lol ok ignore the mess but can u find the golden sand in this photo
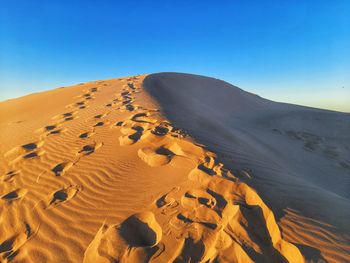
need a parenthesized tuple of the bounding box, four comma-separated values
(0, 74, 344, 262)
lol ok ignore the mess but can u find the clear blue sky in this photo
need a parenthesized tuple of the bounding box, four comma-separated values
(1, 1, 349, 111)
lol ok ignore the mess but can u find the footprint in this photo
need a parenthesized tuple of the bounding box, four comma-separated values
(119, 126, 144, 145)
(79, 132, 94, 139)
(123, 93, 132, 98)
(64, 116, 75, 121)
(169, 126, 187, 138)
(37, 124, 60, 134)
(62, 112, 74, 117)
(45, 125, 58, 131)
(131, 113, 148, 123)
(131, 113, 157, 124)
(139, 142, 185, 167)
(122, 99, 133, 105)
(187, 157, 220, 185)
(152, 125, 169, 136)
(127, 83, 135, 90)
(94, 121, 109, 127)
(0, 223, 33, 261)
(48, 185, 81, 207)
(5, 141, 44, 161)
(125, 104, 135, 111)
(123, 96, 132, 102)
(52, 111, 77, 121)
(48, 128, 65, 135)
(1, 170, 20, 182)
(181, 189, 217, 210)
(119, 212, 162, 247)
(90, 87, 98, 92)
(75, 101, 86, 106)
(23, 150, 45, 159)
(1, 188, 28, 202)
(156, 193, 179, 218)
(198, 156, 218, 175)
(84, 217, 163, 262)
(21, 143, 38, 151)
(176, 213, 217, 230)
(138, 146, 174, 167)
(94, 114, 106, 119)
(51, 162, 73, 176)
(78, 142, 103, 155)
(21, 141, 44, 151)
(121, 91, 130, 96)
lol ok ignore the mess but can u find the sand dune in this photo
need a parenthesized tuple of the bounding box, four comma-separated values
(0, 73, 348, 262)
(144, 73, 350, 262)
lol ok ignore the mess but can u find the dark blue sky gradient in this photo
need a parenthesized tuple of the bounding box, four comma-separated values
(1, 1, 349, 111)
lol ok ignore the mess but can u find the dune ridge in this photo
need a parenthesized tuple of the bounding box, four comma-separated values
(0, 72, 343, 262)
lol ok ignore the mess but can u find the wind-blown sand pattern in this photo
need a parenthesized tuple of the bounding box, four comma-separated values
(0, 73, 348, 262)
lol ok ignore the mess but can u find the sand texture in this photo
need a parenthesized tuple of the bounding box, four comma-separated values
(0, 73, 348, 262)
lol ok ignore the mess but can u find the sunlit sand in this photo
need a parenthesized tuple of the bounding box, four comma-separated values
(0, 73, 348, 262)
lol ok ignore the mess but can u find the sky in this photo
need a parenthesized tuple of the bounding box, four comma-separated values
(0, 1, 349, 112)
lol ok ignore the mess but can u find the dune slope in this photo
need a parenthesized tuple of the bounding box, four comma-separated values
(0, 72, 346, 262)
(143, 72, 350, 263)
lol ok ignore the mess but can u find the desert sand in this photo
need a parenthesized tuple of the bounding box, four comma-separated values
(0, 73, 348, 262)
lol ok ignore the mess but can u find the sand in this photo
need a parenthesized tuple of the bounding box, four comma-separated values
(143, 73, 350, 263)
(0, 73, 348, 262)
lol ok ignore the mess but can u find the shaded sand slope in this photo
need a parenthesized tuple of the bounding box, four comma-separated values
(143, 72, 350, 263)
(1, 75, 303, 262)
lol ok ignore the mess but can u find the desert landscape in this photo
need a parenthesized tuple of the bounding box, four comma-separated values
(0, 73, 348, 262)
